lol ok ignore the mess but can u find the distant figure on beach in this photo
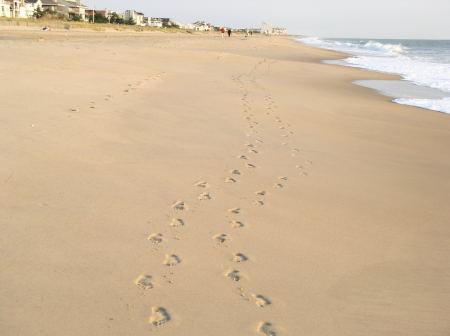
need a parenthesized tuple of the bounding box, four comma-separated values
(220, 27, 225, 38)
(227, 29, 232, 37)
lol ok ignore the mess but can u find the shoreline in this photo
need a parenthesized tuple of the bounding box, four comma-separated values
(1, 30, 449, 336)
(296, 36, 450, 114)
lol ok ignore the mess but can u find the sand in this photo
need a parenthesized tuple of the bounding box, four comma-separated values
(1, 28, 449, 336)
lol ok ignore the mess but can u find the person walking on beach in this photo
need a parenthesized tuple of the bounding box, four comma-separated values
(220, 27, 225, 38)
(227, 28, 232, 37)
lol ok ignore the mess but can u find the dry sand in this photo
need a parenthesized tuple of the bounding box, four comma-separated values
(1, 28, 449, 336)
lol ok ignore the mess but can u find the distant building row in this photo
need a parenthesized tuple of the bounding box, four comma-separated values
(0, 0, 87, 20)
(0, 2, 288, 35)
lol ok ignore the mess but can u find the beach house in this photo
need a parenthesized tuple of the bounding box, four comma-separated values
(192, 21, 212, 31)
(273, 27, 288, 35)
(147, 17, 173, 27)
(124, 9, 144, 25)
(24, 0, 42, 17)
(1, 0, 27, 18)
(0, 0, 11, 17)
(85, 9, 111, 22)
(261, 22, 274, 35)
(144, 17, 163, 28)
(260, 22, 287, 36)
(41, 0, 87, 20)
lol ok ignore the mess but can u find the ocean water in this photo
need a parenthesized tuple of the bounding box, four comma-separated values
(299, 37, 450, 114)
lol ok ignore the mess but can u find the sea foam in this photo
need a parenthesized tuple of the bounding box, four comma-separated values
(299, 37, 450, 114)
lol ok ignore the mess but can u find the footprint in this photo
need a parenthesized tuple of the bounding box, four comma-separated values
(228, 208, 241, 214)
(253, 294, 271, 307)
(231, 169, 241, 175)
(256, 191, 266, 196)
(245, 163, 256, 169)
(198, 192, 212, 200)
(135, 274, 154, 290)
(172, 201, 186, 211)
(225, 177, 237, 183)
(170, 218, 185, 227)
(230, 220, 245, 229)
(70, 108, 80, 112)
(248, 149, 258, 154)
(163, 254, 181, 266)
(253, 200, 264, 206)
(195, 181, 209, 188)
(273, 183, 283, 189)
(149, 306, 171, 326)
(258, 322, 277, 335)
(225, 269, 241, 282)
(232, 253, 248, 263)
(239, 155, 248, 160)
(246, 144, 255, 148)
(147, 233, 163, 244)
(213, 234, 228, 244)
(278, 176, 288, 181)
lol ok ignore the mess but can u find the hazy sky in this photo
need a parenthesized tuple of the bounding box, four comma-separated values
(84, 0, 450, 39)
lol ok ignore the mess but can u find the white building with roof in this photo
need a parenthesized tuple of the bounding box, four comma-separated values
(41, 0, 87, 20)
(0, 0, 11, 17)
(145, 17, 163, 28)
(24, 0, 42, 17)
(124, 9, 144, 26)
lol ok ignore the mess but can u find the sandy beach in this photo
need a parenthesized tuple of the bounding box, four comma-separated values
(1, 28, 449, 336)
